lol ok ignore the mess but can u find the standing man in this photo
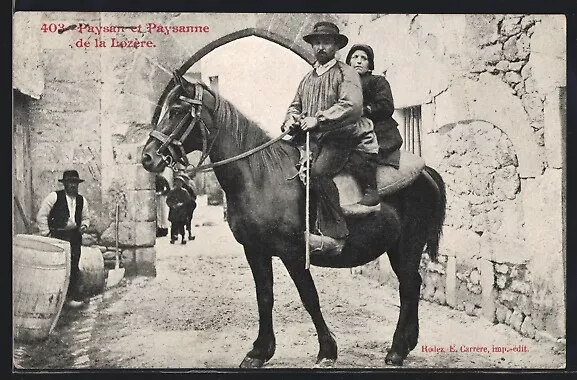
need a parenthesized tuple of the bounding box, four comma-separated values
(282, 21, 378, 253)
(166, 174, 193, 245)
(37, 170, 91, 308)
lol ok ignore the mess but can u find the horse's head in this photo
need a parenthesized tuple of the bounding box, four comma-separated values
(141, 71, 216, 173)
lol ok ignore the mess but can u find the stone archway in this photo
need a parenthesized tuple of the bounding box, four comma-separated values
(117, 15, 336, 276)
(433, 75, 543, 179)
(436, 120, 522, 239)
(149, 26, 316, 125)
(181, 27, 315, 71)
(109, 12, 342, 128)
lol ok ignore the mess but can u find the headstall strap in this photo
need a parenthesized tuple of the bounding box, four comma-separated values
(187, 83, 212, 168)
(149, 82, 211, 170)
(179, 95, 202, 106)
(149, 130, 170, 144)
(177, 84, 204, 145)
(152, 81, 290, 173)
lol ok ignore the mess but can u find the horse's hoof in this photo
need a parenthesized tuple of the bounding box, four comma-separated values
(385, 351, 405, 366)
(239, 356, 265, 369)
(314, 358, 336, 368)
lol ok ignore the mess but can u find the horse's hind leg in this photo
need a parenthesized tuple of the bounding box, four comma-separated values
(240, 248, 276, 368)
(280, 256, 338, 366)
(385, 240, 423, 366)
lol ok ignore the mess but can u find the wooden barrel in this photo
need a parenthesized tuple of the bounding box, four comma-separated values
(18, 235, 72, 335)
(78, 246, 105, 298)
(13, 234, 70, 342)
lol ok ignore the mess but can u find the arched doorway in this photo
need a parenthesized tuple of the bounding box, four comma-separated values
(152, 35, 311, 241)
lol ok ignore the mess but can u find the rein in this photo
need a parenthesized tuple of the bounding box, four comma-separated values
(189, 128, 292, 174)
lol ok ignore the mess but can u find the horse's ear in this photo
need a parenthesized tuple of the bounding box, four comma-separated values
(172, 70, 197, 97)
(179, 76, 197, 97)
(172, 70, 183, 87)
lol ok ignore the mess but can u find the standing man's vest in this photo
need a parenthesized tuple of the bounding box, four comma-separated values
(48, 190, 84, 230)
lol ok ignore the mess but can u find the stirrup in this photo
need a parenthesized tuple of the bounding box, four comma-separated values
(307, 232, 345, 257)
(341, 203, 381, 217)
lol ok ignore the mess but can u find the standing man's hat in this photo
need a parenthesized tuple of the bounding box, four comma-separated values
(59, 170, 85, 183)
(303, 21, 349, 49)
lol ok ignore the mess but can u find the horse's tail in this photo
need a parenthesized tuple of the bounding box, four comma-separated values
(422, 166, 446, 262)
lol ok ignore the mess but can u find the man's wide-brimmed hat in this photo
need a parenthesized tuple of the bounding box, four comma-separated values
(59, 170, 84, 183)
(303, 21, 349, 49)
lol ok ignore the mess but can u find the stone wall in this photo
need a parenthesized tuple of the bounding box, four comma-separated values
(28, 11, 104, 223)
(346, 14, 566, 341)
(13, 92, 34, 235)
(420, 254, 448, 307)
(438, 120, 521, 238)
(13, 12, 162, 275)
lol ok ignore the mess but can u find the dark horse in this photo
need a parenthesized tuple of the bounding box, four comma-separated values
(141, 72, 446, 368)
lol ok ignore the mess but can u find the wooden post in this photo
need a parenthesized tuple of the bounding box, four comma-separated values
(416, 107, 422, 156)
(14, 196, 31, 233)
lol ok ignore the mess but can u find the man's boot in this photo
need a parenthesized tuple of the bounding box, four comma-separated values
(356, 162, 380, 207)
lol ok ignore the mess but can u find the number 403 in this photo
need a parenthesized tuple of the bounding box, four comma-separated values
(40, 23, 65, 33)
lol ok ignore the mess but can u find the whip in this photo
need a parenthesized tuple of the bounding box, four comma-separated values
(305, 131, 311, 270)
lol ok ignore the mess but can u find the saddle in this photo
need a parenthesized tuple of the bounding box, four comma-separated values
(297, 150, 426, 257)
(336, 150, 426, 216)
(295, 148, 426, 217)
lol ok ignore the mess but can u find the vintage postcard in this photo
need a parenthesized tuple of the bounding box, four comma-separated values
(12, 10, 567, 370)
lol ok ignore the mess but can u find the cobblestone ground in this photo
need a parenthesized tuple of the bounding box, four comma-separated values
(14, 197, 566, 370)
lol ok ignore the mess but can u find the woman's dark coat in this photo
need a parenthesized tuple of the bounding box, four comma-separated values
(359, 72, 403, 167)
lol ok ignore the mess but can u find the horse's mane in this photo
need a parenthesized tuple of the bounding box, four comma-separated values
(212, 92, 294, 183)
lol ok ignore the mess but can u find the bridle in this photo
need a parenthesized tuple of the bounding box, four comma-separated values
(148, 82, 216, 171)
(148, 81, 292, 173)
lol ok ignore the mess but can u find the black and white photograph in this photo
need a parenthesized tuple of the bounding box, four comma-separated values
(12, 10, 568, 370)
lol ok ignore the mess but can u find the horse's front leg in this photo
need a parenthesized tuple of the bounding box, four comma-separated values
(240, 248, 275, 368)
(280, 255, 337, 367)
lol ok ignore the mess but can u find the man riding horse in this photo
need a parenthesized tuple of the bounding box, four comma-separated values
(140, 22, 446, 365)
(282, 21, 379, 254)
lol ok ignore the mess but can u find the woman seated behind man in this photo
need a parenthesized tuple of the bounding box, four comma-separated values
(344, 44, 404, 206)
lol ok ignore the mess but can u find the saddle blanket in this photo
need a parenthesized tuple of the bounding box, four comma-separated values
(335, 150, 426, 207)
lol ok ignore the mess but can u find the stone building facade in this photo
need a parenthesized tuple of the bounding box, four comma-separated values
(346, 14, 566, 341)
(13, 13, 565, 340)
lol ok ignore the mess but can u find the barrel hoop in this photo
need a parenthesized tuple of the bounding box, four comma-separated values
(13, 311, 56, 318)
(13, 291, 65, 295)
(14, 263, 67, 270)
